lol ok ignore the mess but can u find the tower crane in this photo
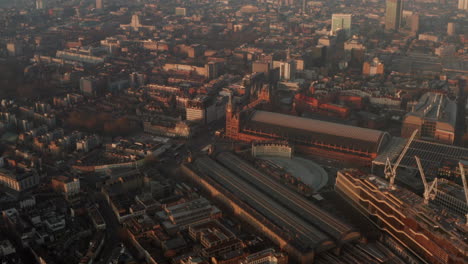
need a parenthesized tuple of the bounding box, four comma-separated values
(458, 161, 468, 226)
(415, 156, 438, 204)
(384, 129, 418, 190)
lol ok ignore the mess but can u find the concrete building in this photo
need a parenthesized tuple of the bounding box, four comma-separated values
(447, 22, 456, 36)
(402, 92, 456, 144)
(96, 0, 103, 9)
(175, 7, 187, 16)
(205, 62, 219, 80)
(410, 14, 419, 34)
(143, 120, 193, 138)
(331, 14, 352, 38)
(458, 0, 468, 10)
(120, 14, 156, 31)
(418, 33, 440, 42)
(273, 60, 295, 80)
(385, 0, 403, 31)
(0, 168, 39, 192)
(188, 220, 243, 258)
(363, 58, 384, 76)
(156, 197, 222, 234)
(36, 0, 44, 9)
(186, 95, 226, 124)
(51, 176, 80, 199)
(80, 77, 100, 96)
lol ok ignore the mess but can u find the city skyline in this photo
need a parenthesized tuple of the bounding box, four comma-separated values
(0, 0, 466, 263)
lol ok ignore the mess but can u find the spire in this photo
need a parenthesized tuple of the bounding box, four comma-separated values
(227, 94, 233, 113)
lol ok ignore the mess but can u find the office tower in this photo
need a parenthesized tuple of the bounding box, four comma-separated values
(96, 0, 103, 9)
(130, 14, 141, 28)
(36, 0, 44, 9)
(447, 22, 456, 36)
(410, 14, 419, 33)
(205, 62, 219, 80)
(331, 14, 352, 38)
(385, 0, 403, 31)
(273, 61, 295, 80)
(459, 0, 468, 10)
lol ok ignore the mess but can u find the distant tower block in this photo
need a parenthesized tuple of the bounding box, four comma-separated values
(96, 0, 103, 9)
(36, 0, 44, 9)
(385, 0, 403, 31)
(410, 14, 419, 34)
(447, 22, 456, 36)
(459, 0, 468, 10)
(130, 14, 141, 28)
(331, 14, 352, 38)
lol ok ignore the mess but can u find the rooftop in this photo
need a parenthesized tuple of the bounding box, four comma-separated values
(248, 110, 390, 153)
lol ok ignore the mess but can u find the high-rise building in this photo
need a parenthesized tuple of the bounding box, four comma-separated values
(36, 0, 44, 9)
(273, 60, 295, 80)
(410, 14, 419, 33)
(458, 0, 468, 10)
(205, 61, 219, 80)
(331, 14, 352, 38)
(385, 0, 403, 31)
(96, 0, 103, 9)
(447, 22, 456, 36)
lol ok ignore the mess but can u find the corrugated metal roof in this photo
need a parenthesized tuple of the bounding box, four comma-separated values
(250, 110, 385, 144)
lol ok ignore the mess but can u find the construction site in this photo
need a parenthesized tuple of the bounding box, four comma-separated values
(336, 129, 468, 263)
(336, 168, 468, 264)
(181, 149, 419, 263)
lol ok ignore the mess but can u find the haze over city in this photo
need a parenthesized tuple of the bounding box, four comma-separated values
(0, 0, 466, 263)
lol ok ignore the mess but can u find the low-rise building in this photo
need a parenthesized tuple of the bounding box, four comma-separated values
(157, 197, 222, 234)
(51, 176, 80, 199)
(0, 167, 39, 192)
(189, 220, 243, 258)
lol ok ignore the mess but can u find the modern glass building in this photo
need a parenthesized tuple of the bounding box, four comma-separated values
(331, 14, 352, 38)
(385, 0, 403, 31)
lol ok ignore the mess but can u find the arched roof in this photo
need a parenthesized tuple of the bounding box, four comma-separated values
(246, 111, 390, 154)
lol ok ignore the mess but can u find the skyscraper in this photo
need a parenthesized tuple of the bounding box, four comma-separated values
(410, 14, 419, 34)
(459, 0, 468, 10)
(447, 22, 456, 36)
(385, 0, 403, 31)
(36, 0, 44, 9)
(331, 14, 352, 38)
(96, 0, 103, 9)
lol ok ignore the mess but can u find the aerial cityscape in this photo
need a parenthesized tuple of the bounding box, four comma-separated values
(0, 0, 466, 263)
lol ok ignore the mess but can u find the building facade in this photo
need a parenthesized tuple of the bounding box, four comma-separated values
(331, 14, 352, 38)
(385, 0, 403, 31)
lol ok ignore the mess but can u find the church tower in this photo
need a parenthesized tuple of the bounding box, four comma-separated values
(225, 95, 240, 139)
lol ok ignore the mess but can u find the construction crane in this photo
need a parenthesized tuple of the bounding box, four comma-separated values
(415, 156, 438, 204)
(384, 129, 418, 190)
(458, 161, 468, 226)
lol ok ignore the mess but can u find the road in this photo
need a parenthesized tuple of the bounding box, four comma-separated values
(93, 192, 123, 264)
